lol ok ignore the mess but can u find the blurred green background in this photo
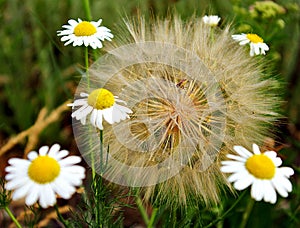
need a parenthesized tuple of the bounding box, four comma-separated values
(0, 0, 299, 227)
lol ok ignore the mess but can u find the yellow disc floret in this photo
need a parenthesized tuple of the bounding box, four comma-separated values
(88, 88, 115, 110)
(245, 154, 275, 179)
(246, 34, 264, 43)
(74, 21, 97, 36)
(28, 156, 60, 184)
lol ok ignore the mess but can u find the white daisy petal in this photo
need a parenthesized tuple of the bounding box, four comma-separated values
(272, 177, 290, 197)
(115, 103, 133, 114)
(52, 180, 76, 199)
(59, 156, 81, 166)
(279, 167, 294, 177)
(220, 164, 245, 173)
(233, 145, 252, 158)
(239, 39, 250, 45)
(48, 144, 61, 157)
(6, 158, 22, 167)
(226, 154, 247, 162)
(95, 110, 104, 130)
(90, 109, 98, 126)
(263, 181, 277, 204)
(103, 107, 114, 124)
(53, 149, 69, 160)
(233, 173, 254, 190)
(25, 185, 41, 206)
(227, 170, 249, 183)
(263, 151, 277, 159)
(6, 176, 29, 190)
(252, 144, 261, 154)
(39, 185, 55, 208)
(12, 182, 34, 200)
(221, 160, 244, 167)
(251, 180, 264, 201)
(39, 146, 49, 156)
(27, 151, 38, 160)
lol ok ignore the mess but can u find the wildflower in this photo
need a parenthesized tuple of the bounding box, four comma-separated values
(250, 1, 286, 19)
(5, 144, 85, 208)
(232, 33, 269, 56)
(202, 15, 221, 26)
(57, 18, 113, 49)
(221, 144, 294, 204)
(68, 88, 132, 130)
(73, 16, 281, 206)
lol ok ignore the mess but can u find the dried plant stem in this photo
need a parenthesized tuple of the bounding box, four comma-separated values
(0, 100, 71, 157)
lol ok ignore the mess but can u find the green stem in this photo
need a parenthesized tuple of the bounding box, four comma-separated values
(85, 47, 90, 90)
(136, 196, 150, 226)
(4, 206, 22, 228)
(54, 204, 69, 227)
(99, 130, 104, 174)
(203, 191, 247, 228)
(239, 198, 255, 228)
(148, 207, 158, 228)
(82, 0, 92, 21)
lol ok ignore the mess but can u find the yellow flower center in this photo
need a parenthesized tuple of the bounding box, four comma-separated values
(87, 88, 115, 110)
(74, 21, 97, 36)
(245, 154, 275, 179)
(246, 34, 264, 43)
(28, 156, 60, 184)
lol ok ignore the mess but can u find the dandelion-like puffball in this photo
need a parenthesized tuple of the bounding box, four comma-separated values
(72, 16, 281, 206)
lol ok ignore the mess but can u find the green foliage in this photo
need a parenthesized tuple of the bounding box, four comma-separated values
(0, 178, 11, 209)
(0, 0, 299, 227)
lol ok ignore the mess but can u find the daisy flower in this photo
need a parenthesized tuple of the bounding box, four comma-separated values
(68, 88, 132, 130)
(57, 18, 113, 49)
(232, 33, 269, 56)
(5, 144, 85, 208)
(221, 144, 294, 204)
(202, 15, 221, 26)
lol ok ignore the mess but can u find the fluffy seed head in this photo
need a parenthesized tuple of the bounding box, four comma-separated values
(73, 15, 281, 206)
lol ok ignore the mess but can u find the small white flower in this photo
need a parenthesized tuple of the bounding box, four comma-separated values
(68, 88, 133, 130)
(202, 15, 221, 27)
(221, 144, 294, 204)
(232, 33, 269, 56)
(5, 144, 85, 208)
(57, 18, 113, 49)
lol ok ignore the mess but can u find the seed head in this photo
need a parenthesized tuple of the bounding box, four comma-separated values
(74, 15, 282, 206)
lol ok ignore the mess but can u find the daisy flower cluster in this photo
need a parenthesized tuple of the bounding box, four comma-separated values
(57, 18, 132, 130)
(221, 144, 294, 204)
